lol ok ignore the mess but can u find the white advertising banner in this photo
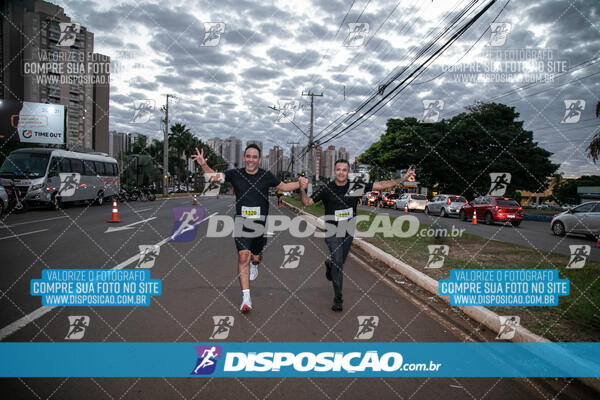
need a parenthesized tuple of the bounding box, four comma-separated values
(15, 102, 65, 144)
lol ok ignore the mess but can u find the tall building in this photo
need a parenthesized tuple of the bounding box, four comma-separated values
(260, 155, 270, 170)
(282, 155, 290, 175)
(338, 147, 349, 162)
(1, 0, 110, 151)
(207, 137, 223, 157)
(268, 145, 283, 175)
(322, 145, 336, 179)
(314, 144, 323, 179)
(222, 136, 242, 168)
(108, 130, 127, 158)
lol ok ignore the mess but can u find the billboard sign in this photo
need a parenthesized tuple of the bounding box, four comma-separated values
(0, 100, 65, 144)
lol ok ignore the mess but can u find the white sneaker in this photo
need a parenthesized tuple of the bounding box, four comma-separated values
(249, 262, 259, 281)
(240, 296, 252, 313)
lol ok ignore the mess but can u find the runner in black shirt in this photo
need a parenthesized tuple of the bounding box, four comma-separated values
(193, 144, 307, 312)
(300, 159, 415, 311)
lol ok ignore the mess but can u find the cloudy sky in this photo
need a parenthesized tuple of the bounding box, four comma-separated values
(56, 0, 599, 177)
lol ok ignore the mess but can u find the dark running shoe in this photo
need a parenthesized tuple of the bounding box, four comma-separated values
(331, 302, 343, 312)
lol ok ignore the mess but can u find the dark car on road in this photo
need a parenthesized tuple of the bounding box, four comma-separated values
(459, 196, 523, 226)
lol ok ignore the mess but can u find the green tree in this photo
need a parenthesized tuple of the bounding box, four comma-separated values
(360, 102, 559, 199)
(553, 175, 600, 204)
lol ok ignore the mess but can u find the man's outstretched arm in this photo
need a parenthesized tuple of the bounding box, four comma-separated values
(372, 165, 416, 191)
(276, 181, 300, 192)
(299, 178, 314, 206)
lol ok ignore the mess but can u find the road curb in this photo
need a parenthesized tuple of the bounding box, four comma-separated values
(283, 200, 600, 393)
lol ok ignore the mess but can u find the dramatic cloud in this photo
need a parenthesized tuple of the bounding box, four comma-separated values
(57, 0, 600, 176)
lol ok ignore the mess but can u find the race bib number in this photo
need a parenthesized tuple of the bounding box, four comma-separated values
(241, 206, 261, 219)
(334, 208, 353, 221)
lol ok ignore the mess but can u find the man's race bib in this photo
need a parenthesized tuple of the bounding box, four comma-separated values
(334, 208, 353, 221)
(241, 206, 261, 219)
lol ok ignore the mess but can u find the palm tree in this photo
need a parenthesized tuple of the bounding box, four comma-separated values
(586, 101, 600, 163)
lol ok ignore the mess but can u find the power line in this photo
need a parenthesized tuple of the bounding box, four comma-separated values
(313, 0, 482, 144)
(319, 0, 498, 145)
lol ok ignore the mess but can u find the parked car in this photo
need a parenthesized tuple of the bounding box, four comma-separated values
(365, 191, 380, 207)
(459, 196, 523, 226)
(381, 192, 397, 208)
(0, 186, 8, 217)
(395, 193, 428, 211)
(551, 201, 600, 239)
(425, 194, 467, 217)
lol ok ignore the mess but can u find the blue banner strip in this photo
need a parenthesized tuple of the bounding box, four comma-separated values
(0, 343, 599, 377)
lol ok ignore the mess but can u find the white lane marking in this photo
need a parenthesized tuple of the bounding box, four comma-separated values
(133, 208, 153, 212)
(104, 217, 157, 233)
(0, 216, 68, 229)
(0, 212, 217, 341)
(0, 229, 48, 241)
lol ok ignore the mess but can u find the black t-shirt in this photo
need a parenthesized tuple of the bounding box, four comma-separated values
(311, 181, 373, 221)
(224, 168, 281, 217)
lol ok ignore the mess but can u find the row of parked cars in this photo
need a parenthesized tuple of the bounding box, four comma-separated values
(361, 191, 600, 237)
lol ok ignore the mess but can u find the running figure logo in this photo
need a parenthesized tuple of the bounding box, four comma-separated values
(58, 172, 81, 197)
(496, 316, 519, 340)
(275, 100, 300, 123)
(130, 100, 155, 124)
(65, 315, 89, 340)
(344, 23, 369, 47)
(58, 23, 80, 47)
(487, 22, 511, 46)
(201, 173, 224, 196)
(136, 245, 160, 269)
(354, 316, 379, 340)
(561, 100, 586, 124)
(425, 245, 449, 269)
(346, 173, 370, 197)
(422, 100, 444, 123)
(201, 22, 225, 46)
(487, 172, 511, 196)
(209, 316, 234, 340)
(169, 207, 205, 242)
(281, 245, 305, 269)
(566, 245, 590, 269)
(191, 345, 222, 375)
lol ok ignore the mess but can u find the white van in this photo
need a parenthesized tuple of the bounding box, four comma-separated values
(0, 148, 119, 209)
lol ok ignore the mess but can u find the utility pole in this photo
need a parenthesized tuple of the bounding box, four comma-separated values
(301, 91, 323, 183)
(163, 94, 173, 196)
(287, 141, 300, 175)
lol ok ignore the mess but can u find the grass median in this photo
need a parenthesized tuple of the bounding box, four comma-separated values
(284, 196, 600, 342)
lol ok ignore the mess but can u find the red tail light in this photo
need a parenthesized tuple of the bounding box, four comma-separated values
(446, 198, 451, 205)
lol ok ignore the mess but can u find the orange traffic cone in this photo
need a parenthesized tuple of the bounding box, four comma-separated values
(404, 203, 408, 213)
(193, 194, 197, 205)
(108, 198, 120, 223)
(472, 210, 477, 225)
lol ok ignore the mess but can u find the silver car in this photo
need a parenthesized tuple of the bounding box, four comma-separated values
(0, 186, 8, 217)
(551, 201, 600, 239)
(395, 193, 428, 211)
(425, 194, 467, 217)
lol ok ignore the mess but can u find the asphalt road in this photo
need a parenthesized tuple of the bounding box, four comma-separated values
(0, 197, 596, 399)
(359, 204, 600, 262)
